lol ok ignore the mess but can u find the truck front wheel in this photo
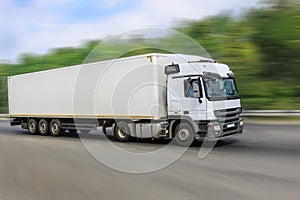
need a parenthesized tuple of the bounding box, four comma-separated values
(50, 119, 61, 136)
(114, 121, 131, 142)
(28, 119, 38, 134)
(174, 122, 195, 146)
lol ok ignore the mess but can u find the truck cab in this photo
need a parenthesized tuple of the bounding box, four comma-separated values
(165, 58, 243, 143)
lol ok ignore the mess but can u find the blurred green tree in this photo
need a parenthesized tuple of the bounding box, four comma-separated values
(0, 2, 299, 112)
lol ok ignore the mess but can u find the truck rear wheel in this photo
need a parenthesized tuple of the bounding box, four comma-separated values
(174, 122, 195, 146)
(114, 121, 131, 142)
(49, 119, 62, 136)
(28, 119, 38, 134)
(38, 119, 49, 135)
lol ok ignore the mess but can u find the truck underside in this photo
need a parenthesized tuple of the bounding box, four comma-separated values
(10, 107, 243, 146)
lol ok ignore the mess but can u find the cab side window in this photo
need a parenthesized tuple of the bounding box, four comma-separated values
(184, 78, 202, 98)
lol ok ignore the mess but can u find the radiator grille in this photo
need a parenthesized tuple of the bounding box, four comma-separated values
(214, 107, 242, 134)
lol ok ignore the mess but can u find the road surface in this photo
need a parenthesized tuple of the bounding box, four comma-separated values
(0, 120, 299, 200)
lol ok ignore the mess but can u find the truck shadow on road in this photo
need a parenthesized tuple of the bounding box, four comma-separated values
(0, 125, 240, 149)
(61, 131, 241, 149)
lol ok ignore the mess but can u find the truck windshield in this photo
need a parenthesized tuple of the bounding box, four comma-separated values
(203, 78, 239, 101)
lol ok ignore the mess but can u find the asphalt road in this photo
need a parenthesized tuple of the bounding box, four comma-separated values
(0, 120, 300, 200)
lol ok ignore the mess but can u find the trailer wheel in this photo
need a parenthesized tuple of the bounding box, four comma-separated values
(114, 121, 131, 142)
(38, 119, 49, 135)
(50, 119, 61, 136)
(28, 119, 38, 134)
(174, 122, 195, 146)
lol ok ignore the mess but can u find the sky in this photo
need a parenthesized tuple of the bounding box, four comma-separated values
(0, 0, 261, 63)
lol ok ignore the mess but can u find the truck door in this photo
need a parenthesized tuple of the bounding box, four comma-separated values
(168, 76, 206, 121)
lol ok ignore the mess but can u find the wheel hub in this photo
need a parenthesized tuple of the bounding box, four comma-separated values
(30, 124, 35, 131)
(52, 124, 58, 132)
(118, 128, 127, 139)
(178, 129, 189, 141)
(41, 124, 46, 131)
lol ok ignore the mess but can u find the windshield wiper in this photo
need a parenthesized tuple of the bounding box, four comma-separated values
(210, 96, 226, 101)
(227, 95, 239, 99)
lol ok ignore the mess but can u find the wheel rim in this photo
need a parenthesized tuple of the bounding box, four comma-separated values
(29, 123, 35, 132)
(117, 128, 127, 139)
(51, 124, 58, 133)
(41, 123, 46, 132)
(178, 128, 189, 141)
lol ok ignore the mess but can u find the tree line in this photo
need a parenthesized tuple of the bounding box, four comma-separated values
(1, 0, 299, 113)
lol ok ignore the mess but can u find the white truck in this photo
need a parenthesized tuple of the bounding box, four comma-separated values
(8, 53, 243, 145)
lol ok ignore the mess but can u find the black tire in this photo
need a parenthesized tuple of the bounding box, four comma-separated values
(28, 119, 38, 135)
(114, 121, 131, 142)
(38, 119, 49, 135)
(49, 119, 62, 136)
(174, 122, 195, 146)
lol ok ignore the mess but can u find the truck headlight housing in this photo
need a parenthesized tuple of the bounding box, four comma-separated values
(213, 125, 221, 132)
(239, 120, 244, 127)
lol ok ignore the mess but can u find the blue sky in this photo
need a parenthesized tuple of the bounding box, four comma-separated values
(0, 0, 260, 63)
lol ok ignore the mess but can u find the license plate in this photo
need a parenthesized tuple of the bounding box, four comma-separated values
(227, 123, 235, 128)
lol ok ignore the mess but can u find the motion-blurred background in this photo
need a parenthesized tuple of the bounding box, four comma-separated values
(0, 0, 299, 113)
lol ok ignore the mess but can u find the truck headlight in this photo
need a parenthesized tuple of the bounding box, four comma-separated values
(239, 120, 244, 127)
(214, 125, 221, 132)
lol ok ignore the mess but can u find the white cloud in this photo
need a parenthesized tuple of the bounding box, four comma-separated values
(0, 0, 261, 62)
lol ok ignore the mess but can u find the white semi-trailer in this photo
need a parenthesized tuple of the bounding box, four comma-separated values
(8, 53, 243, 145)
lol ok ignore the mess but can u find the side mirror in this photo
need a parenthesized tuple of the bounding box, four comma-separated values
(165, 64, 180, 75)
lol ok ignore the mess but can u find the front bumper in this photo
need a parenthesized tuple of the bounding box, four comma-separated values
(205, 119, 244, 140)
